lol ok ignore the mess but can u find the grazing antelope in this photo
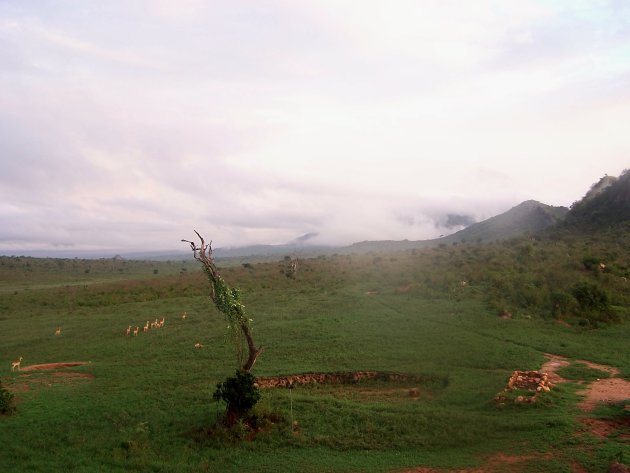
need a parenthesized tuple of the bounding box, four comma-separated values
(133, 326, 139, 337)
(55, 327, 61, 336)
(181, 311, 187, 320)
(125, 325, 131, 336)
(143, 321, 150, 332)
(151, 318, 159, 329)
(11, 356, 23, 371)
(158, 317, 165, 328)
(194, 343, 203, 349)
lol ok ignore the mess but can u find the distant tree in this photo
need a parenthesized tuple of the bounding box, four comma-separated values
(182, 231, 263, 372)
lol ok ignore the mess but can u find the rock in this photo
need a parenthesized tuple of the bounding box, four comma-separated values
(608, 462, 630, 473)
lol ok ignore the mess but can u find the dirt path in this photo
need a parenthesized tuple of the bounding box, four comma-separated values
(540, 353, 570, 384)
(541, 353, 630, 447)
(540, 354, 630, 412)
(577, 378, 630, 412)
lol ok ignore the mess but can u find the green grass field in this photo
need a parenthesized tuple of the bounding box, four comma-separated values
(1, 251, 629, 472)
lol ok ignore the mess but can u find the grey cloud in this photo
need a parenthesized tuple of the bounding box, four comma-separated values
(442, 214, 476, 229)
(1, 1, 628, 254)
(396, 203, 480, 235)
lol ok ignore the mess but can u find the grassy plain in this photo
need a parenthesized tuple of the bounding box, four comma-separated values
(0, 246, 629, 472)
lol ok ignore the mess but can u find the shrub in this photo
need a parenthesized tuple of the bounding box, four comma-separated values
(213, 370, 261, 425)
(550, 290, 577, 318)
(571, 281, 618, 323)
(571, 281, 610, 312)
(0, 379, 15, 415)
(582, 256, 600, 271)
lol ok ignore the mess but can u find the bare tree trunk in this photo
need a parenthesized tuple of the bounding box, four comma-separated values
(182, 231, 263, 372)
(240, 321, 263, 372)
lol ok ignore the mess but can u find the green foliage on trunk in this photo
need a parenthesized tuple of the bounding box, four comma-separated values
(184, 232, 262, 371)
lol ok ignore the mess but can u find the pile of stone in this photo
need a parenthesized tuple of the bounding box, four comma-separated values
(495, 370, 552, 404)
(256, 371, 376, 388)
(255, 371, 423, 389)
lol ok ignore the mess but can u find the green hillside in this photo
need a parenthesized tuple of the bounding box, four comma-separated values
(561, 169, 630, 230)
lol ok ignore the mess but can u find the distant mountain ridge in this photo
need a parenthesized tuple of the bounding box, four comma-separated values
(94, 175, 628, 260)
(5, 171, 627, 260)
(118, 235, 335, 261)
(348, 170, 630, 254)
(439, 200, 568, 243)
(213, 243, 333, 259)
(348, 200, 568, 253)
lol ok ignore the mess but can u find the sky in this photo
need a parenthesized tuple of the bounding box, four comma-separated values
(1, 0, 629, 255)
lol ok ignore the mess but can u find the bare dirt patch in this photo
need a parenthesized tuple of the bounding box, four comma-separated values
(7, 362, 94, 396)
(577, 378, 630, 412)
(19, 361, 90, 372)
(576, 359, 620, 377)
(396, 452, 553, 473)
(577, 417, 630, 439)
(540, 354, 630, 411)
(541, 354, 630, 442)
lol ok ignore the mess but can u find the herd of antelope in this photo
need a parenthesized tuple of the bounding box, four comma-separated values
(124, 312, 189, 338)
(10, 312, 198, 372)
(125, 316, 166, 337)
(121, 312, 202, 348)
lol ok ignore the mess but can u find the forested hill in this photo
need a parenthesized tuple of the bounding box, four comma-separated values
(560, 170, 630, 230)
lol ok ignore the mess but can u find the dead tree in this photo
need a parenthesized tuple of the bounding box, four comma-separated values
(182, 231, 263, 372)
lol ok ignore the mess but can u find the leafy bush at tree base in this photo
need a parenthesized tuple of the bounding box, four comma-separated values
(213, 370, 261, 425)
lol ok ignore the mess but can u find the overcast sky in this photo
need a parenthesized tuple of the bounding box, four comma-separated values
(1, 1, 629, 255)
